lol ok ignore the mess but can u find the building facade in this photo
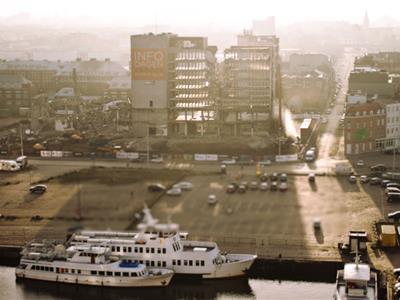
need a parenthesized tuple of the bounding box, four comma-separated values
(0, 74, 32, 117)
(344, 101, 386, 155)
(130, 33, 217, 137)
(221, 33, 279, 136)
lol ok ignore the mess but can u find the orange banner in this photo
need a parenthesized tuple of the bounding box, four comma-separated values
(132, 48, 165, 80)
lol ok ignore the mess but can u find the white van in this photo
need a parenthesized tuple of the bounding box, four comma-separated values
(305, 150, 316, 162)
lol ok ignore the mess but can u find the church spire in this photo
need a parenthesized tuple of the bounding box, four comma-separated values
(363, 10, 370, 29)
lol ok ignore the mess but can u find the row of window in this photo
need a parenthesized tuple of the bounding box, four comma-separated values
(30, 265, 145, 277)
(139, 260, 167, 268)
(172, 259, 205, 267)
(90, 270, 144, 277)
(110, 245, 167, 255)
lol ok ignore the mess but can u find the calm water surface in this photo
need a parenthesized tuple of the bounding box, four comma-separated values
(0, 266, 334, 299)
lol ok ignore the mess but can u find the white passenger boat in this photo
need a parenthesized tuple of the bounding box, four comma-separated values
(68, 207, 257, 279)
(15, 241, 174, 287)
(334, 255, 378, 300)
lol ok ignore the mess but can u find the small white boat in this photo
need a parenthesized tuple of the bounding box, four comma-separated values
(15, 241, 174, 287)
(334, 256, 377, 300)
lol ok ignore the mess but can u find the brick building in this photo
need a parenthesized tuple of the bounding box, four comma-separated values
(344, 101, 386, 155)
(0, 74, 32, 117)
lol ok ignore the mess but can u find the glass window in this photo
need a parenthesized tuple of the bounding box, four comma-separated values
(201, 260, 205, 266)
(146, 248, 149, 253)
(177, 260, 181, 266)
(189, 260, 193, 266)
(131, 272, 137, 277)
(184, 260, 188, 266)
(157, 248, 161, 254)
(134, 247, 138, 253)
(140, 247, 143, 253)
(115, 272, 121, 276)
(91, 271, 97, 275)
(99, 271, 105, 276)
(106, 271, 112, 276)
(123, 272, 129, 277)
(151, 248, 155, 254)
(117, 246, 120, 252)
(162, 261, 166, 267)
(196, 260, 199, 266)
(162, 248, 166, 254)
(123, 247, 127, 252)
(128, 247, 132, 253)
(157, 261, 161, 267)
(172, 259, 176, 266)
(151, 261, 155, 267)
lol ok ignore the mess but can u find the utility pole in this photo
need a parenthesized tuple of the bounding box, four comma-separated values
(146, 124, 150, 165)
(19, 122, 24, 156)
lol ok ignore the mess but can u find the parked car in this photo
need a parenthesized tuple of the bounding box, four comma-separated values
(270, 181, 278, 191)
(356, 160, 365, 167)
(250, 181, 258, 190)
(260, 173, 268, 182)
(130, 157, 145, 163)
(308, 173, 316, 183)
(208, 194, 217, 205)
(147, 183, 166, 192)
(240, 181, 248, 190)
(279, 182, 288, 191)
(166, 187, 182, 196)
(237, 185, 246, 193)
(387, 192, 400, 202)
(280, 173, 288, 182)
(386, 187, 400, 195)
(370, 164, 387, 172)
(173, 181, 193, 190)
(360, 175, 369, 183)
(29, 184, 47, 194)
(387, 182, 400, 189)
(369, 177, 382, 185)
(388, 211, 400, 221)
(381, 180, 392, 188)
(271, 172, 278, 181)
(259, 182, 269, 191)
(348, 175, 357, 183)
(226, 184, 237, 194)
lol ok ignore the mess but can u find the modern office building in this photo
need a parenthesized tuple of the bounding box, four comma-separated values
(130, 33, 217, 137)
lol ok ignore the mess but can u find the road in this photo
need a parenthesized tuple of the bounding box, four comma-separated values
(314, 47, 361, 171)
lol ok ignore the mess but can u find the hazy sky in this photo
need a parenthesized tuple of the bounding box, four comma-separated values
(2, 0, 400, 27)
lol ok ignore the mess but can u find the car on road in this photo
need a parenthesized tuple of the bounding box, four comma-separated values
(150, 157, 164, 164)
(208, 194, 217, 205)
(313, 217, 321, 230)
(308, 173, 316, 183)
(166, 187, 182, 196)
(279, 182, 288, 191)
(388, 211, 400, 221)
(130, 157, 145, 163)
(370, 164, 387, 172)
(147, 183, 166, 192)
(259, 182, 268, 191)
(280, 173, 288, 182)
(173, 181, 193, 190)
(250, 181, 258, 190)
(387, 192, 400, 202)
(237, 185, 246, 193)
(270, 181, 278, 191)
(348, 175, 357, 183)
(259, 160, 272, 166)
(369, 177, 382, 185)
(360, 175, 369, 183)
(29, 184, 47, 194)
(221, 159, 236, 165)
(356, 160, 365, 167)
(240, 181, 248, 190)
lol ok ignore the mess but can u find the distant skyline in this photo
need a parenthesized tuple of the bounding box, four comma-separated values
(1, 0, 400, 29)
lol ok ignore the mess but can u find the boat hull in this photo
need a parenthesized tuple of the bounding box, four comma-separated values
(202, 254, 256, 279)
(15, 269, 173, 287)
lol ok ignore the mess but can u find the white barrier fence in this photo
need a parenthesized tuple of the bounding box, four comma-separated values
(275, 154, 298, 162)
(194, 154, 218, 161)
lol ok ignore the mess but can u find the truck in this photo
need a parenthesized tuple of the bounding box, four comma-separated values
(0, 160, 21, 171)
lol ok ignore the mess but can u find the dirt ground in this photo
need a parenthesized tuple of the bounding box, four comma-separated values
(0, 167, 185, 246)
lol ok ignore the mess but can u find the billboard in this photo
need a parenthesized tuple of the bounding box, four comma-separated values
(132, 48, 165, 80)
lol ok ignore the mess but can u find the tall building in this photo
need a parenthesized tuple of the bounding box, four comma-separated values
(130, 33, 217, 137)
(0, 74, 32, 117)
(221, 32, 279, 136)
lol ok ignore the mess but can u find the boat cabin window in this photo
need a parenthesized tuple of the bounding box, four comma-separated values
(77, 270, 81, 274)
(123, 247, 127, 252)
(131, 272, 137, 277)
(201, 260, 205, 266)
(117, 246, 120, 252)
(112, 246, 115, 251)
(71, 269, 75, 274)
(123, 272, 129, 277)
(146, 247, 149, 253)
(134, 247, 138, 253)
(196, 260, 199, 266)
(162, 261, 166, 267)
(157, 248, 161, 254)
(115, 272, 121, 276)
(140, 247, 143, 253)
(157, 261, 161, 267)
(128, 247, 132, 253)
(189, 260, 193, 266)
(151, 248, 155, 254)
(106, 271, 112, 276)
(163, 248, 166, 254)
(184, 260, 188, 266)
(146, 261, 149, 266)
(151, 261, 155, 267)
(177, 260, 181, 266)
(99, 271, 105, 276)
(172, 259, 176, 266)
(91, 271, 96, 275)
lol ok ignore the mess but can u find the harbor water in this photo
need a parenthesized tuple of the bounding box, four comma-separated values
(1, 266, 334, 299)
